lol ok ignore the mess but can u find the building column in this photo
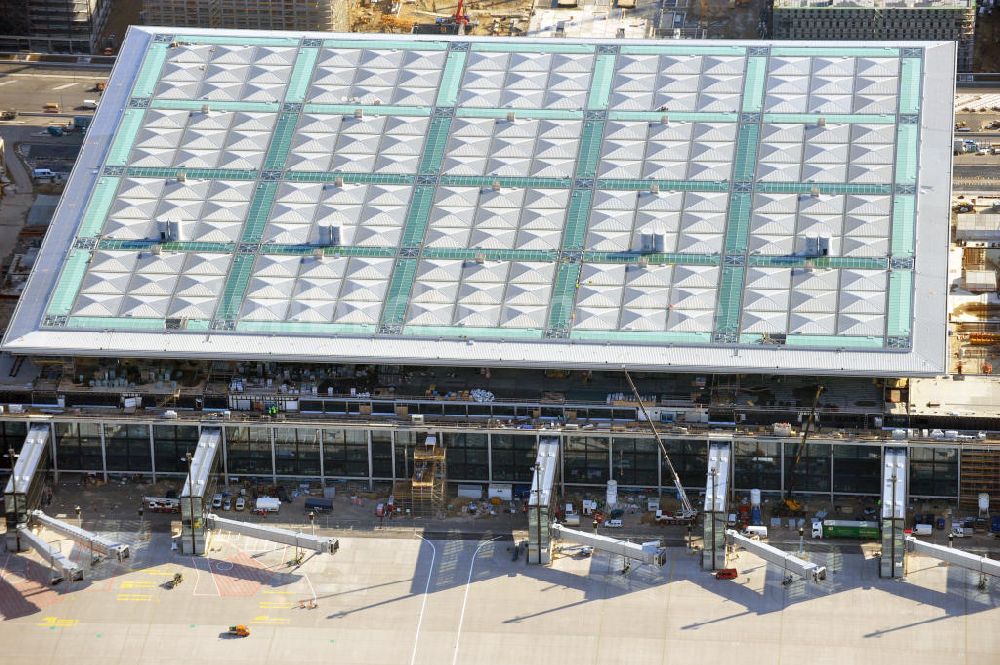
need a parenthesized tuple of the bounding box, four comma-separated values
(390, 430, 396, 484)
(657, 437, 663, 498)
(318, 428, 325, 487)
(608, 437, 614, 485)
(221, 426, 229, 487)
(780, 440, 785, 497)
(270, 427, 276, 485)
(99, 422, 108, 482)
(487, 432, 493, 484)
(149, 424, 157, 483)
(49, 422, 58, 483)
(366, 430, 373, 492)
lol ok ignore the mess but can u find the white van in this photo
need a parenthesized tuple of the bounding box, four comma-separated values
(604, 518, 624, 528)
(32, 168, 55, 179)
(82, 99, 98, 109)
(742, 525, 768, 539)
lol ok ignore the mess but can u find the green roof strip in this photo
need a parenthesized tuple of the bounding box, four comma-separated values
(571, 330, 713, 343)
(105, 109, 146, 166)
(890, 194, 916, 257)
(79, 177, 120, 238)
(45, 250, 92, 317)
(886, 269, 914, 338)
(236, 320, 377, 335)
(762, 113, 896, 125)
(132, 42, 168, 98)
(302, 103, 432, 116)
(619, 45, 746, 56)
(546, 261, 583, 331)
(67, 316, 166, 331)
(785, 334, 885, 349)
(435, 49, 468, 107)
(150, 99, 281, 112)
(586, 53, 616, 111)
(741, 56, 768, 113)
(471, 41, 595, 54)
(403, 325, 544, 340)
(285, 47, 320, 104)
(899, 57, 923, 115)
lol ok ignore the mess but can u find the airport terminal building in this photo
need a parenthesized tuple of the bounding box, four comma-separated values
(0, 29, 983, 507)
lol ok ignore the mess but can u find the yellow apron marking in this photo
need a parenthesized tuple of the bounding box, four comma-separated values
(116, 593, 152, 602)
(250, 615, 290, 625)
(37, 617, 78, 628)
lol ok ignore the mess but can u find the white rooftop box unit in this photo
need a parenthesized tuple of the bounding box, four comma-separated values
(964, 269, 997, 292)
(801, 235, 830, 257)
(639, 232, 667, 253)
(488, 484, 513, 501)
(458, 484, 483, 499)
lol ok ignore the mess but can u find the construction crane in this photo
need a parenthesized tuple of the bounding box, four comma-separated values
(622, 369, 696, 519)
(783, 383, 824, 513)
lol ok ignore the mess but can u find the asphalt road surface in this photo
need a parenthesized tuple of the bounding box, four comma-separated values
(0, 63, 111, 116)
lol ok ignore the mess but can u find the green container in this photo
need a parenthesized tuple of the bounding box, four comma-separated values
(823, 520, 880, 540)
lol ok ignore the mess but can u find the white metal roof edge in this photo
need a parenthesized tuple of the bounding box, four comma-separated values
(0, 26, 153, 351)
(909, 41, 954, 378)
(1, 327, 945, 376)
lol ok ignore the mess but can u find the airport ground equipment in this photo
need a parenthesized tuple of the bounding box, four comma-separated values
(551, 522, 665, 565)
(622, 370, 696, 519)
(880, 446, 907, 578)
(180, 427, 222, 554)
(703, 440, 731, 570)
(725, 529, 827, 582)
(205, 514, 339, 554)
(527, 437, 560, 564)
(16, 525, 83, 583)
(30, 510, 129, 562)
(4, 423, 51, 551)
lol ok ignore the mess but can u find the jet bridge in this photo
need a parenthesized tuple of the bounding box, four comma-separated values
(905, 537, 1000, 579)
(703, 440, 731, 570)
(5, 423, 51, 552)
(179, 427, 221, 555)
(551, 523, 664, 565)
(880, 446, 907, 578)
(16, 525, 83, 583)
(31, 510, 129, 562)
(725, 529, 827, 582)
(527, 437, 559, 565)
(206, 514, 339, 554)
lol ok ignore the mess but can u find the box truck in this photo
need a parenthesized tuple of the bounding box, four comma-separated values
(256, 497, 280, 513)
(811, 519, 880, 540)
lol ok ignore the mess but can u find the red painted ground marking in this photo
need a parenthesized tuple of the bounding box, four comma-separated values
(0, 557, 61, 619)
(211, 551, 272, 598)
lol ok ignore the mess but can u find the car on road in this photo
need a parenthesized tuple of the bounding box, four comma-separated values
(43, 102, 59, 113)
(211, 493, 223, 509)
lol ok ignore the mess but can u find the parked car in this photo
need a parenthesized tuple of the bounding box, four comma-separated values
(604, 519, 624, 528)
(211, 493, 223, 509)
(223, 497, 232, 511)
(235, 496, 245, 511)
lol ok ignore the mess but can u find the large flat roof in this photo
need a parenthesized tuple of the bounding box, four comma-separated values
(2, 28, 954, 376)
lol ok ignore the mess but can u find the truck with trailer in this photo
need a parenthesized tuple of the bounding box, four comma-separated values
(811, 519, 880, 540)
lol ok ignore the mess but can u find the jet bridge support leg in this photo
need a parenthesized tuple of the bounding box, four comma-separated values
(702, 440, 731, 571)
(880, 446, 907, 578)
(180, 428, 222, 555)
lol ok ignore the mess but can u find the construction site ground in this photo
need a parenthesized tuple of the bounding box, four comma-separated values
(0, 480, 998, 663)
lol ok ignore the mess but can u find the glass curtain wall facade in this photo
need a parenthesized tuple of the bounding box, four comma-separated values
(13, 421, 964, 501)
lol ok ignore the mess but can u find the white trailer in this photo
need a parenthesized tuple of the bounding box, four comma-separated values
(255, 497, 281, 513)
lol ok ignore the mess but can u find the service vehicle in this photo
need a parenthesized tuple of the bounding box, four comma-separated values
(43, 102, 60, 113)
(811, 519, 880, 539)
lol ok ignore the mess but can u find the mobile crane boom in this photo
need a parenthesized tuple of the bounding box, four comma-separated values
(622, 369, 696, 519)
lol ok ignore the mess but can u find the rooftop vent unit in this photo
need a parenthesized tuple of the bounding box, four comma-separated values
(506, 111, 516, 122)
(475, 252, 486, 264)
(660, 114, 670, 125)
(318, 223, 341, 247)
(353, 108, 364, 120)
(312, 248, 325, 262)
(817, 117, 826, 127)
(176, 169, 187, 183)
(334, 175, 344, 187)
(810, 185, 821, 198)
(201, 104, 210, 115)
(639, 232, 667, 254)
(801, 235, 830, 257)
(156, 219, 186, 242)
(491, 179, 502, 192)
(151, 244, 162, 256)
(649, 182, 660, 194)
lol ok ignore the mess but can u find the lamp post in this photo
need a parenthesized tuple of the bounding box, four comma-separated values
(182, 453, 195, 555)
(709, 467, 717, 571)
(308, 510, 316, 536)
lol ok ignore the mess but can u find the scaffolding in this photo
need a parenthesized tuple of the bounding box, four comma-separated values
(410, 436, 446, 518)
(959, 447, 1000, 512)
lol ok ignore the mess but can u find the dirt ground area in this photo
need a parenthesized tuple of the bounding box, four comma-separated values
(976, 12, 1000, 72)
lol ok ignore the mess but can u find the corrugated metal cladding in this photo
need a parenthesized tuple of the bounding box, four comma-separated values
(1, 29, 954, 376)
